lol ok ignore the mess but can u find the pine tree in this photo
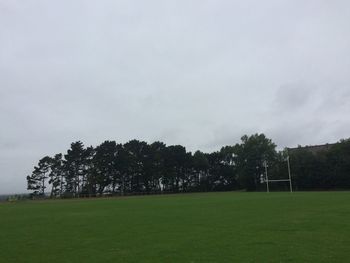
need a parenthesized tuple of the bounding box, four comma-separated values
(64, 141, 85, 197)
(27, 156, 51, 197)
(48, 154, 64, 197)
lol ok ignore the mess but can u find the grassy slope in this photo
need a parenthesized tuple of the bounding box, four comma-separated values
(0, 192, 350, 263)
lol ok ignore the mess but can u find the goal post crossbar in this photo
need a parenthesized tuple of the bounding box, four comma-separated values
(263, 157, 293, 193)
(268, 179, 291, 182)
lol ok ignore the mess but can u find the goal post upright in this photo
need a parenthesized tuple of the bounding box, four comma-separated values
(264, 160, 269, 193)
(287, 155, 293, 193)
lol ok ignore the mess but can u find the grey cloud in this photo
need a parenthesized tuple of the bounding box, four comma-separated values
(1, 0, 350, 194)
(272, 83, 314, 113)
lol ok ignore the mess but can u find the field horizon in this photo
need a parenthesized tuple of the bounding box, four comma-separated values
(1, 191, 349, 262)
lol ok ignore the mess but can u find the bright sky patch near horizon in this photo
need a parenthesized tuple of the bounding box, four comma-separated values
(1, 0, 350, 194)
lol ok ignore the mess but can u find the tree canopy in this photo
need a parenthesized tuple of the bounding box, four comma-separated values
(26, 134, 350, 197)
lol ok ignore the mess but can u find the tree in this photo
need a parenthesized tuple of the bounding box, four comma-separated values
(192, 151, 210, 191)
(93, 141, 118, 195)
(234, 134, 277, 191)
(123, 140, 149, 193)
(326, 139, 350, 189)
(218, 146, 237, 190)
(27, 170, 42, 196)
(288, 139, 350, 190)
(163, 145, 188, 192)
(29, 134, 350, 197)
(147, 141, 167, 192)
(48, 154, 64, 197)
(64, 141, 86, 197)
(27, 156, 52, 197)
(80, 146, 95, 196)
(115, 143, 132, 195)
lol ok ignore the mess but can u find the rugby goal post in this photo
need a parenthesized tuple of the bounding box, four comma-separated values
(263, 157, 293, 193)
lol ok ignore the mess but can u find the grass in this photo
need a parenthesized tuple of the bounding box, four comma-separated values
(1, 191, 350, 263)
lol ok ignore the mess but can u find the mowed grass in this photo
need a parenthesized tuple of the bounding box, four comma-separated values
(1, 192, 350, 263)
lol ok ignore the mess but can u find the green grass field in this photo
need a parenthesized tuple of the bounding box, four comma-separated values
(1, 192, 350, 262)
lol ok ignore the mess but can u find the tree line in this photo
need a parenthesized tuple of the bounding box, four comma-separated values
(26, 134, 350, 197)
(287, 139, 350, 190)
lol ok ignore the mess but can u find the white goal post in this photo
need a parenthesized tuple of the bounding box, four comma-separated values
(263, 156, 293, 193)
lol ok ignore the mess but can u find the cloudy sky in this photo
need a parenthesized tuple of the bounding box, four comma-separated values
(1, 0, 350, 194)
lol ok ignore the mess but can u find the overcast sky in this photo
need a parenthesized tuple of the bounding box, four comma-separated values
(1, 0, 350, 194)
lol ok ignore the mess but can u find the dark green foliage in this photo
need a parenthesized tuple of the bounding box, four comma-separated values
(93, 141, 118, 195)
(233, 134, 277, 191)
(64, 141, 86, 197)
(48, 154, 64, 197)
(26, 134, 350, 197)
(192, 150, 210, 191)
(162, 145, 190, 192)
(287, 139, 350, 190)
(146, 141, 166, 192)
(27, 156, 52, 197)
